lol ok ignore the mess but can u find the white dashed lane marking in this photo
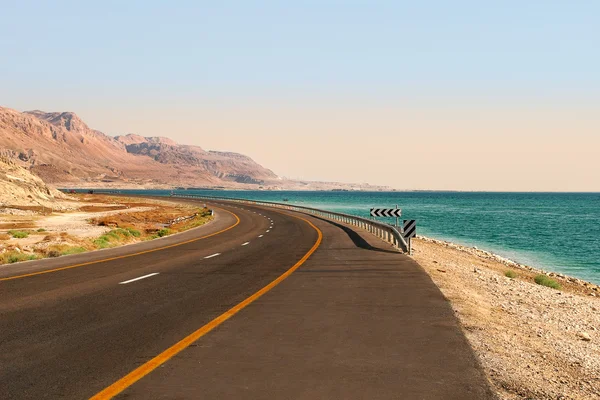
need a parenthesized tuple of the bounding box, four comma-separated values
(204, 253, 221, 259)
(119, 273, 159, 285)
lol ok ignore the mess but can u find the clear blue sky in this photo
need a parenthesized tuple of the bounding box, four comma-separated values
(1, 1, 599, 190)
(2, 0, 598, 96)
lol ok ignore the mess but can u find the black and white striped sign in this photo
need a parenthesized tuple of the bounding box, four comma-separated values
(370, 208, 402, 218)
(403, 220, 417, 238)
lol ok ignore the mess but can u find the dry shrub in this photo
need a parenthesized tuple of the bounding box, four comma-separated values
(47, 250, 61, 258)
(0, 233, 10, 240)
(0, 251, 38, 264)
(91, 207, 194, 229)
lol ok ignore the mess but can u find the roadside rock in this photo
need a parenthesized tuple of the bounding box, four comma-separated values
(577, 332, 592, 342)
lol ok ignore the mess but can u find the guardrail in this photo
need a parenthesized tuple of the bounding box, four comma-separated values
(171, 194, 409, 252)
(61, 189, 123, 194)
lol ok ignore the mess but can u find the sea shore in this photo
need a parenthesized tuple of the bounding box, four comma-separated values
(413, 236, 600, 399)
(3, 193, 599, 398)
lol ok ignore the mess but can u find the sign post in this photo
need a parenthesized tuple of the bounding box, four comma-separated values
(403, 220, 417, 255)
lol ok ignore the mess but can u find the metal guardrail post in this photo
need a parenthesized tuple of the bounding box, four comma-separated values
(171, 195, 409, 252)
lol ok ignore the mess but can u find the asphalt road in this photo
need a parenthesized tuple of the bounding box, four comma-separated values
(0, 200, 495, 399)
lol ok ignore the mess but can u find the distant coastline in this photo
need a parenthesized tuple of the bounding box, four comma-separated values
(55, 189, 600, 286)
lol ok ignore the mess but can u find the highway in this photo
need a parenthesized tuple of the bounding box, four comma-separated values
(0, 199, 495, 399)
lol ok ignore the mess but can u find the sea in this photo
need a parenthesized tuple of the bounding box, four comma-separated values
(108, 190, 600, 285)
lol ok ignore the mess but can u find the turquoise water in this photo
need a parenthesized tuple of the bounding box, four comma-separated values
(111, 190, 600, 285)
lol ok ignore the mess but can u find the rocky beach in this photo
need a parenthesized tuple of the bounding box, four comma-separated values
(413, 236, 600, 399)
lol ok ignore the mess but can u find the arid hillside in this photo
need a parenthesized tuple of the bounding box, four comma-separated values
(0, 154, 69, 208)
(0, 107, 277, 188)
(115, 134, 277, 184)
(0, 106, 390, 191)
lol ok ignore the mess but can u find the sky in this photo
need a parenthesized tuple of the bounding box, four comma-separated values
(1, 0, 599, 191)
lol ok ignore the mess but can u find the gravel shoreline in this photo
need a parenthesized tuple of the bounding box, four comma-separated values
(417, 235, 600, 295)
(413, 236, 600, 399)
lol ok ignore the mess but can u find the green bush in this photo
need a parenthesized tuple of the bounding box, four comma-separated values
(37, 228, 46, 232)
(157, 228, 171, 237)
(105, 230, 121, 240)
(126, 227, 141, 237)
(534, 274, 561, 290)
(504, 270, 517, 279)
(61, 246, 87, 255)
(93, 237, 111, 248)
(9, 230, 29, 238)
(7, 253, 37, 263)
(93, 228, 137, 249)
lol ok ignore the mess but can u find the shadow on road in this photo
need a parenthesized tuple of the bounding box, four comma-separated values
(312, 216, 401, 254)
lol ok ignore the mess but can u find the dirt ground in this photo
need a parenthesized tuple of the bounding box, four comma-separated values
(413, 236, 600, 400)
(0, 194, 213, 264)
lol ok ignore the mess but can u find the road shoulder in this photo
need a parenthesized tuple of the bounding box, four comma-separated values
(0, 200, 233, 280)
(118, 210, 495, 399)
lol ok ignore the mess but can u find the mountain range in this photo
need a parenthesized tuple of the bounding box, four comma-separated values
(0, 106, 388, 191)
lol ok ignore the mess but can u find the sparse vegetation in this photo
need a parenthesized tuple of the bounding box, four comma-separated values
(0, 196, 213, 265)
(93, 228, 144, 248)
(0, 251, 38, 264)
(534, 274, 561, 290)
(47, 250, 61, 258)
(8, 230, 29, 238)
(126, 227, 141, 237)
(505, 270, 517, 279)
(157, 228, 171, 237)
(60, 246, 87, 255)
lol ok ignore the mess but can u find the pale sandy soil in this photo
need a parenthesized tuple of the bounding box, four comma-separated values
(0, 195, 211, 263)
(413, 237, 600, 400)
(36, 206, 153, 238)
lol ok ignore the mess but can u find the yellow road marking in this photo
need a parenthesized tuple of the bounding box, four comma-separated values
(90, 213, 322, 400)
(0, 207, 240, 282)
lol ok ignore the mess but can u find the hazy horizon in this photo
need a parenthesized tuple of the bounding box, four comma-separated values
(2, 1, 598, 192)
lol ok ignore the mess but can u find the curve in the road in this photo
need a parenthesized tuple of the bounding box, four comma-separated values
(0, 201, 322, 399)
(90, 212, 322, 400)
(0, 199, 494, 399)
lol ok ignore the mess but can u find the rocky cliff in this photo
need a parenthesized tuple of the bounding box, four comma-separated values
(0, 107, 278, 188)
(0, 106, 390, 191)
(0, 153, 68, 207)
(114, 134, 277, 184)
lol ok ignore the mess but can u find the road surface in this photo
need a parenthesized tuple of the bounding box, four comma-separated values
(0, 199, 495, 399)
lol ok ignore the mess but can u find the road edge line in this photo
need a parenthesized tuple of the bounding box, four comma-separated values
(89, 214, 322, 400)
(0, 206, 240, 282)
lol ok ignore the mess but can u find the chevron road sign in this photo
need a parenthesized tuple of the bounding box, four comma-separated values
(403, 220, 417, 255)
(403, 220, 417, 239)
(370, 208, 402, 218)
